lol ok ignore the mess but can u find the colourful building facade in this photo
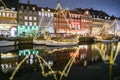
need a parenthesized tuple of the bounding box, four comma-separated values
(17, 2, 39, 36)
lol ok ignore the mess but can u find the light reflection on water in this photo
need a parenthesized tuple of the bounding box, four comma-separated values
(0, 42, 120, 80)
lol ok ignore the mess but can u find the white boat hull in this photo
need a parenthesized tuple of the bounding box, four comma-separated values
(101, 39, 119, 43)
(0, 40, 17, 47)
(33, 39, 46, 45)
(46, 41, 77, 46)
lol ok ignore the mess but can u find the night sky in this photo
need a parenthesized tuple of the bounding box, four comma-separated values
(21, 0, 120, 17)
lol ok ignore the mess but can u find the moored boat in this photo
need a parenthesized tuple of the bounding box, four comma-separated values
(0, 40, 18, 47)
(33, 39, 46, 45)
(46, 40, 78, 47)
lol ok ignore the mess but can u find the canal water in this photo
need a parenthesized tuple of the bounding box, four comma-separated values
(0, 42, 120, 80)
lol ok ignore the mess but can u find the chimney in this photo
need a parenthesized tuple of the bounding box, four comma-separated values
(27, 0, 30, 4)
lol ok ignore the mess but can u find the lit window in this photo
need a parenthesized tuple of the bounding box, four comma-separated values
(38, 11, 41, 15)
(25, 22, 28, 26)
(6, 13, 9, 17)
(34, 22, 37, 26)
(34, 17, 37, 20)
(24, 16, 28, 20)
(33, 7, 35, 10)
(45, 13, 47, 16)
(29, 22, 32, 26)
(11, 7, 15, 11)
(42, 9, 44, 11)
(48, 9, 50, 12)
(105, 16, 107, 19)
(86, 11, 89, 15)
(51, 13, 53, 17)
(19, 10, 22, 14)
(42, 12, 44, 16)
(29, 16, 32, 20)
(0, 12, 1, 16)
(3, 12, 5, 17)
(75, 15, 77, 18)
(48, 13, 50, 17)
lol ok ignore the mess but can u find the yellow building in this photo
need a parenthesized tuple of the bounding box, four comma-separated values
(0, 8, 17, 37)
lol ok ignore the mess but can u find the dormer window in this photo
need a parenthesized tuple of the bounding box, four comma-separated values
(105, 16, 107, 19)
(42, 9, 44, 11)
(48, 9, 50, 12)
(33, 7, 35, 10)
(86, 11, 89, 15)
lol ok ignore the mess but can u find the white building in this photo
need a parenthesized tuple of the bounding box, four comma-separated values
(38, 7, 54, 36)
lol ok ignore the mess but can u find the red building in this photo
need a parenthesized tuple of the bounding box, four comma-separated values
(68, 10, 81, 34)
(80, 10, 93, 36)
(54, 2, 93, 37)
(54, 2, 69, 37)
(54, 10, 69, 37)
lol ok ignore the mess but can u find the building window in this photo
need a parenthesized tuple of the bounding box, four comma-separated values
(34, 22, 37, 26)
(6, 13, 9, 17)
(10, 13, 13, 17)
(19, 10, 22, 14)
(29, 22, 32, 26)
(29, 16, 32, 20)
(33, 7, 35, 10)
(27, 6, 29, 10)
(19, 21, 23, 25)
(19, 16, 23, 20)
(38, 11, 41, 15)
(48, 13, 50, 17)
(11, 7, 15, 11)
(34, 17, 37, 20)
(42, 12, 44, 16)
(42, 9, 44, 11)
(48, 9, 50, 12)
(21, 6, 24, 9)
(29, 11, 32, 15)
(24, 16, 28, 20)
(24, 11, 28, 15)
(33, 11, 37, 15)
(45, 13, 47, 16)
(51, 13, 53, 17)
(2, 12, 5, 17)
(25, 22, 28, 26)
(0, 12, 1, 16)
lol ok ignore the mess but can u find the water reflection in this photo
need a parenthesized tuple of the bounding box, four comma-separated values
(92, 42, 120, 64)
(0, 42, 120, 80)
